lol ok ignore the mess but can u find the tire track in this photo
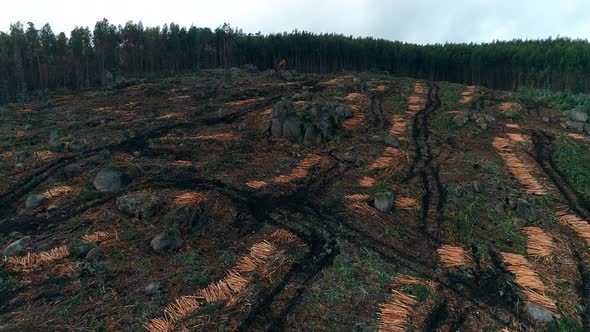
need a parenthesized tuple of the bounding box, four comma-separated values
(405, 83, 446, 242)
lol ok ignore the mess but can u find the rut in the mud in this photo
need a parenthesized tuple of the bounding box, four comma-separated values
(532, 130, 590, 219)
(405, 83, 446, 242)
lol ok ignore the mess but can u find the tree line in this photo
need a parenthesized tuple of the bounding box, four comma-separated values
(2, 19, 590, 102)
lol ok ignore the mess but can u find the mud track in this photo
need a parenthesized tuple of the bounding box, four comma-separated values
(405, 83, 446, 242)
(532, 130, 590, 329)
(532, 130, 590, 219)
(0, 81, 318, 222)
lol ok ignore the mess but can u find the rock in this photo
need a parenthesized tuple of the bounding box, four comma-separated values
(526, 303, 553, 323)
(47, 205, 59, 213)
(374, 192, 395, 213)
(484, 115, 496, 123)
(64, 164, 82, 178)
(48, 130, 64, 151)
(475, 117, 486, 125)
(2, 236, 31, 258)
(494, 203, 505, 214)
(78, 244, 93, 258)
(237, 123, 248, 132)
(569, 121, 586, 132)
(384, 135, 401, 148)
(145, 282, 162, 295)
(335, 105, 353, 119)
(282, 116, 303, 143)
(453, 114, 469, 127)
(133, 151, 141, 157)
(515, 198, 539, 221)
(569, 108, 588, 123)
(513, 218, 527, 228)
(303, 126, 322, 146)
(22, 124, 33, 130)
(151, 232, 182, 253)
(271, 101, 288, 138)
(478, 122, 488, 130)
(585, 124, 590, 134)
(25, 194, 48, 209)
(93, 169, 128, 193)
(337, 152, 356, 163)
(542, 117, 550, 123)
(291, 92, 311, 102)
(311, 105, 337, 135)
(243, 64, 258, 73)
(371, 135, 383, 142)
(85, 248, 103, 260)
(15, 151, 28, 162)
(508, 198, 517, 210)
(14, 163, 24, 170)
(68, 140, 84, 153)
(116, 192, 160, 219)
(271, 118, 284, 138)
(472, 181, 484, 193)
(333, 97, 345, 102)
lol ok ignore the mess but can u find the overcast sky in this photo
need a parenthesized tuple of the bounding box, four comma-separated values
(2, 0, 589, 44)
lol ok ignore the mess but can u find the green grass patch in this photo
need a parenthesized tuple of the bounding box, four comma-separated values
(553, 135, 590, 199)
(515, 88, 590, 116)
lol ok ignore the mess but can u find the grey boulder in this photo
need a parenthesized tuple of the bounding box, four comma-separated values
(374, 192, 395, 213)
(93, 169, 125, 193)
(26, 194, 48, 209)
(384, 135, 401, 148)
(568, 108, 588, 123)
(2, 236, 31, 258)
(116, 192, 160, 219)
(64, 163, 82, 178)
(145, 282, 162, 295)
(526, 303, 553, 323)
(282, 116, 303, 143)
(303, 126, 322, 146)
(151, 233, 182, 253)
(453, 114, 469, 127)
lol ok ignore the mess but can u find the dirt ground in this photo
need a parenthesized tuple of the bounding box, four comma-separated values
(1, 69, 590, 331)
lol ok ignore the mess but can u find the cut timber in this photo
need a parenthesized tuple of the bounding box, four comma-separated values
(522, 227, 552, 257)
(437, 245, 473, 268)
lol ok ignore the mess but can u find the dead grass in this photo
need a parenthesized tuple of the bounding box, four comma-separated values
(224, 97, 265, 108)
(7, 245, 69, 271)
(556, 209, 590, 245)
(270, 154, 322, 184)
(501, 252, 558, 314)
(522, 227, 553, 257)
(377, 290, 418, 332)
(492, 137, 547, 195)
(459, 86, 477, 104)
(43, 186, 79, 202)
(145, 231, 301, 332)
(359, 176, 376, 188)
(394, 197, 418, 211)
(369, 147, 404, 170)
(82, 231, 114, 244)
(498, 102, 523, 113)
(437, 245, 473, 268)
(160, 133, 239, 142)
(173, 192, 208, 206)
(34, 150, 54, 160)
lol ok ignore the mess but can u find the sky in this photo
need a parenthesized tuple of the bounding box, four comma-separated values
(1, 0, 589, 44)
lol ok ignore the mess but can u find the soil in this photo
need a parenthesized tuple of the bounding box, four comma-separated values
(1, 70, 589, 331)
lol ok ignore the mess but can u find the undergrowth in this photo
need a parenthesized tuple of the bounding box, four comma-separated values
(553, 135, 590, 199)
(515, 88, 590, 115)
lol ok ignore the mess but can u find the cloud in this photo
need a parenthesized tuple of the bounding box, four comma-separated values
(2, 0, 589, 44)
